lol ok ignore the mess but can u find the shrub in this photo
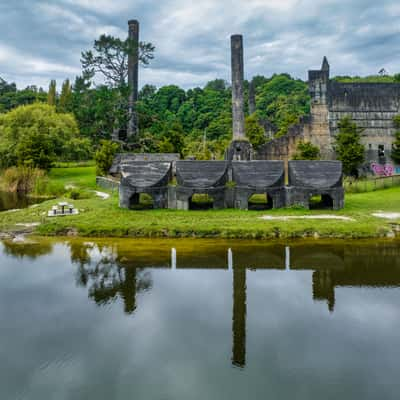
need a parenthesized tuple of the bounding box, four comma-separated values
(94, 140, 119, 176)
(293, 141, 320, 160)
(1, 167, 46, 193)
(0, 103, 85, 169)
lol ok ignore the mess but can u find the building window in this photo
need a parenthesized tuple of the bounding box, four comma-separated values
(368, 144, 372, 150)
(378, 144, 385, 157)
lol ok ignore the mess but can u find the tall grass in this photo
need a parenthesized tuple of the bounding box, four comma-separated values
(0, 167, 64, 196)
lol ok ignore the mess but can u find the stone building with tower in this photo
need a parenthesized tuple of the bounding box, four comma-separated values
(256, 57, 400, 171)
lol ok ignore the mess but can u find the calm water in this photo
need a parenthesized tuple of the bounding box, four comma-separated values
(0, 238, 399, 399)
(0, 191, 45, 211)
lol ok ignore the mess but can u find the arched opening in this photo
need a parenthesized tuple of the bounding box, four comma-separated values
(189, 194, 214, 210)
(248, 193, 273, 210)
(309, 194, 333, 210)
(129, 193, 154, 210)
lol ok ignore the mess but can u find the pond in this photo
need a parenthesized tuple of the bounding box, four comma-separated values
(0, 191, 46, 212)
(0, 238, 399, 399)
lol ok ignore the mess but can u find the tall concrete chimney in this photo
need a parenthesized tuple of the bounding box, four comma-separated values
(231, 34, 245, 140)
(127, 19, 139, 139)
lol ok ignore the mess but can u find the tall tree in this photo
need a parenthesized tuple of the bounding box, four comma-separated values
(80, 34, 155, 143)
(334, 117, 365, 177)
(47, 80, 57, 106)
(81, 34, 155, 88)
(391, 115, 400, 164)
(59, 79, 73, 113)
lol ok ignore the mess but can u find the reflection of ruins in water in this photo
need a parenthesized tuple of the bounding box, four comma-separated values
(64, 241, 400, 368)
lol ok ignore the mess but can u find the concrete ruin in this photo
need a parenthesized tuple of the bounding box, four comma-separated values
(286, 161, 344, 210)
(256, 57, 400, 171)
(114, 33, 344, 211)
(175, 161, 229, 210)
(232, 161, 286, 210)
(116, 159, 344, 210)
(127, 19, 140, 139)
(227, 34, 253, 161)
(119, 162, 171, 209)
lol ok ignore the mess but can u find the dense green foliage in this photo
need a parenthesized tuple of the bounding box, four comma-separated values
(333, 74, 400, 83)
(245, 114, 267, 149)
(334, 117, 365, 177)
(0, 103, 92, 170)
(94, 140, 120, 175)
(391, 115, 400, 164)
(254, 74, 310, 137)
(293, 141, 320, 160)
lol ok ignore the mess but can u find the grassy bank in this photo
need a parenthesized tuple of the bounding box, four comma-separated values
(1, 166, 400, 239)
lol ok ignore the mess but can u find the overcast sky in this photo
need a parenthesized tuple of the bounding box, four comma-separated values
(0, 0, 399, 90)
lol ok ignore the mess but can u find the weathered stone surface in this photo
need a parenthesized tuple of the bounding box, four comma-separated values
(127, 19, 139, 138)
(226, 140, 253, 161)
(286, 161, 344, 210)
(121, 162, 171, 188)
(176, 161, 228, 188)
(175, 161, 229, 209)
(119, 162, 171, 209)
(288, 161, 342, 188)
(96, 176, 120, 191)
(232, 161, 284, 188)
(231, 34, 245, 140)
(256, 57, 400, 168)
(110, 153, 180, 176)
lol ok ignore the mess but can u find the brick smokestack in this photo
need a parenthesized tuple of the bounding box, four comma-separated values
(127, 19, 139, 139)
(231, 34, 245, 140)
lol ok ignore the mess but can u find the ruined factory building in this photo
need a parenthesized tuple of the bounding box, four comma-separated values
(175, 161, 229, 210)
(119, 162, 172, 209)
(232, 161, 285, 210)
(286, 161, 344, 210)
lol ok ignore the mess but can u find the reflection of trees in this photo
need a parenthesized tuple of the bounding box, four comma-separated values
(232, 266, 246, 368)
(1, 240, 53, 259)
(70, 242, 153, 314)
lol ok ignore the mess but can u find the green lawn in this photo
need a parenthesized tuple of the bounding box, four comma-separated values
(1, 166, 400, 239)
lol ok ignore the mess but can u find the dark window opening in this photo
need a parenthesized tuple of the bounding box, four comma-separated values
(378, 145, 385, 158)
(309, 194, 333, 210)
(189, 194, 214, 210)
(248, 193, 273, 210)
(129, 193, 154, 210)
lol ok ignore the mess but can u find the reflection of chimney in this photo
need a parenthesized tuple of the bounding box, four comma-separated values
(232, 266, 247, 367)
(312, 270, 335, 312)
(121, 267, 137, 314)
(231, 34, 245, 140)
(127, 19, 139, 139)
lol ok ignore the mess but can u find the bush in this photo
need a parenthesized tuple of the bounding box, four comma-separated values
(0, 103, 85, 170)
(293, 141, 320, 160)
(1, 167, 46, 193)
(94, 140, 119, 176)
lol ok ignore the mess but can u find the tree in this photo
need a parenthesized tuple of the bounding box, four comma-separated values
(391, 115, 400, 164)
(159, 121, 185, 156)
(81, 34, 155, 87)
(245, 114, 266, 149)
(0, 103, 81, 169)
(293, 141, 320, 160)
(94, 140, 120, 176)
(47, 80, 57, 106)
(0, 77, 16, 95)
(59, 79, 73, 113)
(334, 117, 365, 176)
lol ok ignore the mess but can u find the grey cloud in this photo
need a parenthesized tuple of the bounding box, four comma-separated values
(0, 0, 399, 90)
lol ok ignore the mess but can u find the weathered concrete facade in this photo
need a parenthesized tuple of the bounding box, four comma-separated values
(231, 34, 245, 140)
(257, 57, 400, 170)
(127, 19, 140, 139)
(116, 158, 344, 210)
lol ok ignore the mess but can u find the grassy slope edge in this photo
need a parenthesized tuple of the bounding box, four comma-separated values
(1, 166, 400, 239)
